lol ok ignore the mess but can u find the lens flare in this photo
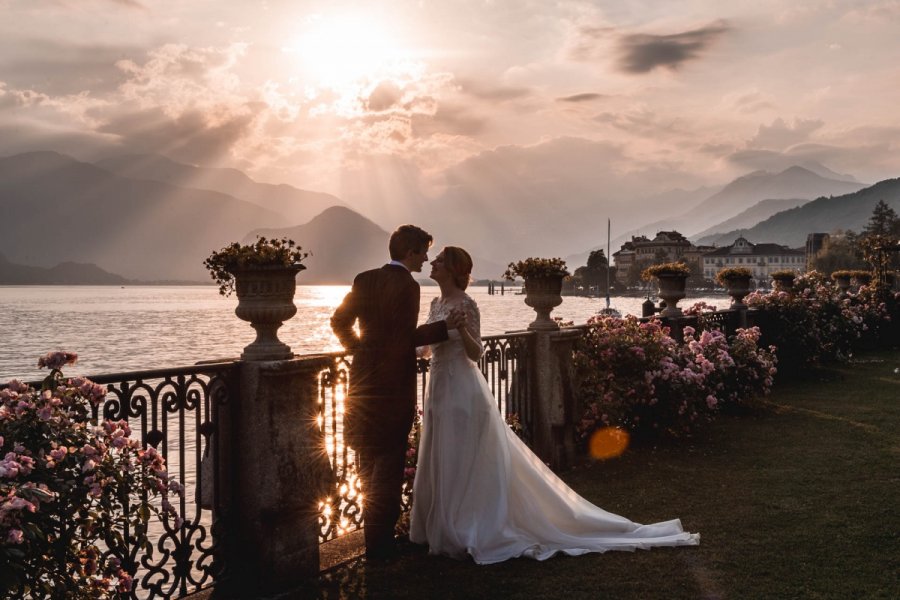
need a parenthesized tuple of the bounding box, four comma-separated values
(588, 427, 629, 460)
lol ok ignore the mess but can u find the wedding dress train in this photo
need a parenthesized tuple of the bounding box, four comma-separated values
(409, 295, 699, 564)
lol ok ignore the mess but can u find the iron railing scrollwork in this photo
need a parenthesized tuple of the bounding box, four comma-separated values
(316, 354, 363, 544)
(87, 362, 237, 600)
(695, 309, 741, 337)
(480, 332, 534, 444)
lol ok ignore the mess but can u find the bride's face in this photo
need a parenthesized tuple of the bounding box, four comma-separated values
(429, 253, 452, 285)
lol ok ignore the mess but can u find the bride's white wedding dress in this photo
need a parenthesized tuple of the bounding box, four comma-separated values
(409, 294, 699, 564)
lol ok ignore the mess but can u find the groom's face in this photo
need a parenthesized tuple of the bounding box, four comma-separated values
(407, 246, 429, 272)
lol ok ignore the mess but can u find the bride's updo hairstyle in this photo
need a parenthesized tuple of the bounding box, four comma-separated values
(443, 246, 473, 291)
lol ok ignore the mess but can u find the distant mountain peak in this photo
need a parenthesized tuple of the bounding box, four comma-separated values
(779, 165, 817, 176)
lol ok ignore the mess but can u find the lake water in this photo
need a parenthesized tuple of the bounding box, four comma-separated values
(0, 285, 730, 381)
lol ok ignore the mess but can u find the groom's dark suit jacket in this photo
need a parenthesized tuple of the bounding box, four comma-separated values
(331, 264, 448, 445)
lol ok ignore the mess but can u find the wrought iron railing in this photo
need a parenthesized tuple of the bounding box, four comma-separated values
(1, 362, 237, 599)
(83, 363, 237, 599)
(315, 332, 535, 545)
(695, 309, 741, 337)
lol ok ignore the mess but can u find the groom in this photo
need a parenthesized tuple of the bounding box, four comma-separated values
(331, 224, 462, 561)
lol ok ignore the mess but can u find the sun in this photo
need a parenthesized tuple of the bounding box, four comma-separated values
(285, 14, 416, 89)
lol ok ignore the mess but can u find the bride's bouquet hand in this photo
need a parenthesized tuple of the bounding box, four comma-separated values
(446, 308, 467, 330)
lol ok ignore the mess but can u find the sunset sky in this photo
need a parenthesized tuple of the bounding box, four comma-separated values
(2, 0, 899, 242)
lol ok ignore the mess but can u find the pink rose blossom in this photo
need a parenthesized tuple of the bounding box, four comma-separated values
(6, 529, 24, 544)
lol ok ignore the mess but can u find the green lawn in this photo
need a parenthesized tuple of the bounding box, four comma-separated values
(298, 351, 900, 600)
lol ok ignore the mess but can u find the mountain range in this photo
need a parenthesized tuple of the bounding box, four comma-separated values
(0, 253, 128, 285)
(96, 153, 342, 226)
(0, 150, 894, 283)
(693, 177, 900, 247)
(566, 166, 869, 266)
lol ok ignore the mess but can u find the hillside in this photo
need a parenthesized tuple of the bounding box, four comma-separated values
(0, 254, 129, 284)
(0, 151, 284, 281)
(698, 177, 900, 247)
(692, 198, 810, 245)
(96, 153, 344, 226)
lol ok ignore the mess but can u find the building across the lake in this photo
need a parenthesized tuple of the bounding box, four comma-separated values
(701, 236, 806, 281)
(613, 231, 694, 283)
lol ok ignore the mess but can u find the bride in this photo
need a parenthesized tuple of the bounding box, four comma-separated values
(409, 246, 699, 564)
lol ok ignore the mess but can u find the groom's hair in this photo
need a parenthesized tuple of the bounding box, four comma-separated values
(389, 225, 433, 260)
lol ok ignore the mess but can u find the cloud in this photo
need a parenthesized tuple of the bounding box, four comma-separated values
(96, 106, 258, 165)
(727, 90, 777, 114)
(556, 93, 606, 103)
(109, 0, 145, 9)
(366, 80, 402, 112)
(727, 126, 900, 182)
(454, 78, 531, 102)
(0, 38, 139, 95)
(747, 117, 825, 150)
(593, 107, 688, 138)
(616, 21, 730, 74)
(410, 105, 486, 138)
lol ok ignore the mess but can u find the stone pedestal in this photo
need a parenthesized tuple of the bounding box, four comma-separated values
(216, 357, 333, 597)
(529, 328, 582, 470)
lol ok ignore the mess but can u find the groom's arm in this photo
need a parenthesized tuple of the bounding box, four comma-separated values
(403, 281, 448, 346)
(331, 276, 363, 352)
(414, 320, 448, 347)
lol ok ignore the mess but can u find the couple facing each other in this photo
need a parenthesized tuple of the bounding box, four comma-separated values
(331, 224, 699, 564)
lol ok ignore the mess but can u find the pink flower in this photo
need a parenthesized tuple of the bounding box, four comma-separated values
(37, 351, 78, 370)
(116, 571, 133, 593)
(6, 529, 24, 544)
(706, 395, 718, 409)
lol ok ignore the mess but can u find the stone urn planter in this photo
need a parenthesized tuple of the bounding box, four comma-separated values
(231, 265, 303, 361)
(832, 272, 852, 296)
(205, 236, 308, 361)
(716, 267, 753, 310)
(655, 274, 687, 318)
(723, 275, 752, 309)
(771, 272, 795, 293)
(523, 275, 564, 330)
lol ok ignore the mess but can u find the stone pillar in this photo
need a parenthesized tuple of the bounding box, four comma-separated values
(216, 356, 333, 597)
(529, 328, 582, 470)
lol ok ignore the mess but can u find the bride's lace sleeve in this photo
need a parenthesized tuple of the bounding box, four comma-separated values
(463, 296, 483, 358)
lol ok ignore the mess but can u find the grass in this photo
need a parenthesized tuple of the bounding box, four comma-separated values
(293, 351, 900, 600)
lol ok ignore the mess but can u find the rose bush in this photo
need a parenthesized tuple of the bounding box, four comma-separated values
(0, 352, 181, 599)
(573, 316, 776, 442)
(746, 271, 887, 368)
